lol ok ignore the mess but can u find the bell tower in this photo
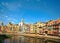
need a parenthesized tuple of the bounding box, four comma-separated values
(20, 18, 24, 27)
(19, 18, 25, 33)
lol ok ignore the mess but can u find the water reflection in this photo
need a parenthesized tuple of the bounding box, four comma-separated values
(4, 36, 60, 43)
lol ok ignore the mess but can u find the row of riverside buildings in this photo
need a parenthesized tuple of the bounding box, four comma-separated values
(0, 18, 60, 36)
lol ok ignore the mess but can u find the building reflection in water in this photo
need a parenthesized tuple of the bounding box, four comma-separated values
(4, 36, 59, 43)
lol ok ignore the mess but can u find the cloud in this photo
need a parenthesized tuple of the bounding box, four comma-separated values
(5, 16, 8, 18)
(1, 2, 8, 8)
(6, 16, 17, 23)
(18, 4, 22, 8)
(6, 3, 22, 11)
(1, 2, 21, 11)
(7, 19, 10, 21)
(5, 2, 9, 6)
(0, 2, 9, 13)
(10, 21, 15, 24)
(1, 2, 5, 6)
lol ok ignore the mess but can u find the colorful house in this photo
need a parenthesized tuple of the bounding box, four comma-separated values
(34, 22, 46, 34)
(46, 19, 60, 36)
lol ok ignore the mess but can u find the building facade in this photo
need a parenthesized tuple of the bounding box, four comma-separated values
(46, 19, 60, 36)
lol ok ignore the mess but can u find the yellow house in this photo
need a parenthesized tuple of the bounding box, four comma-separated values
(24, 24, 30, 33)
(34, 22, 46, 33)
(30, 24, 37, 34)
(13, 24, 19, 33)
(7, 22, 13, 33)
(1, 26, 4, 32)
(7, 22, 19, 33)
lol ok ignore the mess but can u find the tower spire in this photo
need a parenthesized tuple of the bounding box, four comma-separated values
(19, 18, 24, 26)
(21, 18, 24, 22)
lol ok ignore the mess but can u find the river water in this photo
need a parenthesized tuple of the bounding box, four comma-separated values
(3, 36, 60, 43)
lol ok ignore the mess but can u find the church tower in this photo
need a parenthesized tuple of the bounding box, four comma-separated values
(19, 18, 25, 33)
(20, 18, 24, 26)
(19, 18, 24, 26)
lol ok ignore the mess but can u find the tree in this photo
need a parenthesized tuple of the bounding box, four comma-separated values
(48, 20, 52, 22)
(1, 22, 4, 26)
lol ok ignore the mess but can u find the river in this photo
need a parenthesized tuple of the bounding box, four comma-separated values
(3, 36, 60, 43)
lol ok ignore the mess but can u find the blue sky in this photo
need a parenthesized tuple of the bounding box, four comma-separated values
(0, 0, 60, 24)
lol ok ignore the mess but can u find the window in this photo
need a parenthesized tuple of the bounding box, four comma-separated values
(59, 24, 60, 32)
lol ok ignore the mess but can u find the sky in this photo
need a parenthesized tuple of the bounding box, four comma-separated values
(0, 0, 60, 25)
